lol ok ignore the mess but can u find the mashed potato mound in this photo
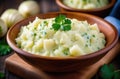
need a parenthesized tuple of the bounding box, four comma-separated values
(16, 17, 106, 57)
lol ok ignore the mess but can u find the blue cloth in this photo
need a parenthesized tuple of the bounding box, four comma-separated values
(104, 16, 120, 36)
(109, 0, 120, 19)
(104, 0, 120, 36)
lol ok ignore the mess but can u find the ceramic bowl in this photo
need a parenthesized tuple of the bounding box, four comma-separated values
(56, 0, 116, 17)
(7, 12, 118, 72)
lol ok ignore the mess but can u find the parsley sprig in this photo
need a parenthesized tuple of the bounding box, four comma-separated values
(52, 14, 71, 31)
(100, 64, 120, 79)
(0, 38, 12, 56)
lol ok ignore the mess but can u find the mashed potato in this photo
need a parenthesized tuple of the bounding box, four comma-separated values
(63, 0, 109, 9)
(15, 17, 106, 57)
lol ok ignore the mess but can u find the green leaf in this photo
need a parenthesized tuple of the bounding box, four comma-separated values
(0, 72, 5, 78)
(52, 14, 71, 31)
(55, 14, 66, 23)
(61, 24, 71, 31)
(0, 38, 12, 56)
(0, 45, 11, 55)
(52, 23, 61, 30)
(64, 19, 71, 24)
(100, 64, 115, 79)
(100, 64, 120, 79)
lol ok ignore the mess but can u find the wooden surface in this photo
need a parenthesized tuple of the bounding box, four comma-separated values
(5, 40, 120, 79)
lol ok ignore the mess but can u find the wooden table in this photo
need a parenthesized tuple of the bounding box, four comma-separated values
(0, 0, 120, 79)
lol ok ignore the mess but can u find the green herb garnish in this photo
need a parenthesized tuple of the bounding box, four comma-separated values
(52, 14, 71, 31)
(0, 38, 12, 56)
(100, 64, 120, 79)
(92, 34, 95, 37)
(44, 21, 48, 26)
(63, 48, 69, 55)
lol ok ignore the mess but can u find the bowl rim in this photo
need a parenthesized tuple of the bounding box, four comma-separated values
(7, 12, 119, 60)
(56, 0, 116, 12)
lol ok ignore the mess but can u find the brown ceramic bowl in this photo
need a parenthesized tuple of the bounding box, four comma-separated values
(56, 0, 116, 17)
(7, 12, 118, 72)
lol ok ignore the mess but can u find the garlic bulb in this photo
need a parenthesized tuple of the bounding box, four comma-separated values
(0, 18, 8, 38)
(18, 0, 40, 18)
(1, 9, 24, 28)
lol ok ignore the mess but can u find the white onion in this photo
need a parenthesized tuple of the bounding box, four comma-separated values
(0, 18, 8, 38)
(18, 0, 40, 18)
(1, 9, 24, 28)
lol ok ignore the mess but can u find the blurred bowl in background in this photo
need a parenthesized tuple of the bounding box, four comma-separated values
(56, 0, 116, 17)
